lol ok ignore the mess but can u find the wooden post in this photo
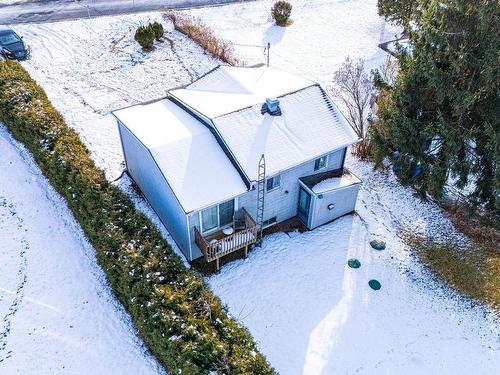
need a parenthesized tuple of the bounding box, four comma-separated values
(216, 257, 220, 273)
(244, 245, 248, 258)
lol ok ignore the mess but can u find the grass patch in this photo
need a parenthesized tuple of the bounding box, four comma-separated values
(406, 233, 500, 313)
(0, 60, 275, 374)
(163, 10, 240, 66)
(442, 201, 499, 251)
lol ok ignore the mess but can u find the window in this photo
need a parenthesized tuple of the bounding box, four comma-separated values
(314, 155, 328, 171)
(266, 175, 281, 191)
(0, 32, 21, 46)
(200, 199, 235, 233)
(262, 217, 277, 228)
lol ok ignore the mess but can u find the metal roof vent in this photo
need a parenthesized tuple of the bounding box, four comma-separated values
(261, 97, 281, 116)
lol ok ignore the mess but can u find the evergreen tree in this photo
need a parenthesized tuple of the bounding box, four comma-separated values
(377, 0, 421, 30)
(372, 0, 499, 211)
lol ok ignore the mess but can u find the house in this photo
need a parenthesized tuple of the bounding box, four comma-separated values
(112, 65, 361, 269)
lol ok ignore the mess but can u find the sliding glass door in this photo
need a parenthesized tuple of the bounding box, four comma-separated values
(201, 206, 218, 232)
(201, 199, 235, 233)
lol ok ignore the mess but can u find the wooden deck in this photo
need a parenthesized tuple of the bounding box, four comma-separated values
(194, 208, 257, 271)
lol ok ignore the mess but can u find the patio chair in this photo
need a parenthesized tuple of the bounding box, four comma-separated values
(233, 209, 246, 231)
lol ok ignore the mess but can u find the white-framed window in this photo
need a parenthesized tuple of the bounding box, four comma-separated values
(314, 155, 328, 171)
(200, 199, 235, 233)
(266, 174, 281, 192)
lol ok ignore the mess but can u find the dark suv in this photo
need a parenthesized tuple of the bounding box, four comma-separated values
(0, 26, 30, 60)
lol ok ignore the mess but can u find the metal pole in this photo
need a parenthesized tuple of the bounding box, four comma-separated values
(267, 42, 270, 67)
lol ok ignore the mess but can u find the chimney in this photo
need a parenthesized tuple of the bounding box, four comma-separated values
(261, 97, 281, 116)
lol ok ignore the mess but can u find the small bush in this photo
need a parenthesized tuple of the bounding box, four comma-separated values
(150, 21, 164, 41)
(163, 10, 240, 66)
(135, 25, 155, 50)
(272, 1, 292, 26)
(0, 60, 275, 374)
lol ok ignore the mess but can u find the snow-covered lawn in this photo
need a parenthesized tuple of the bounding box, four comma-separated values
(16, 13, 216, 178)
(189, 0, 400, 83)
(6, 1, 498, 373)
(0, 125, 164, 374)
(209, 156, 500, 374)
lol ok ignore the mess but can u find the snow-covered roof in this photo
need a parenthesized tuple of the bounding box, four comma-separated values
(113, 99, 247, 213)
(212, 85, 360, 180)
(113, 66, 359, 212)
(312, 173, 361, 194)
(170, 65, 314, 118)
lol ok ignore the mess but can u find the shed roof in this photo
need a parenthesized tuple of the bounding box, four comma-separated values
(113, 99, 247, 213)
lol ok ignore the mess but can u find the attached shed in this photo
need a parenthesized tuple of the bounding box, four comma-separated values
(299, 169, 362, 229)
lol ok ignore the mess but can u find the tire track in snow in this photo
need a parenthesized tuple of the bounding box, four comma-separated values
(0, 197, 29, 363)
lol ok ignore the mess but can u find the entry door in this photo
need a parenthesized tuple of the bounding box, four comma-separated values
(298, 187, 312, 225)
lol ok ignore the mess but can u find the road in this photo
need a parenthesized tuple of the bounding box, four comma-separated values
(0, 0, 251, 25)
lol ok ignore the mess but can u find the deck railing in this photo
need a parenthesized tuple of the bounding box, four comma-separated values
(194, 208, 257, 271)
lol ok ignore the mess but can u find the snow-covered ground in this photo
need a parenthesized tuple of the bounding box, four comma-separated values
(16, 13, 217, 179)
(189, 0, 400, 84)
(209, 156, 500, 374)
(0, 125, 164, 374)
(5, 0, 498, 373)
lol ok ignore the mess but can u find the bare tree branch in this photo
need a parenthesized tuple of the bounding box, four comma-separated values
(328, 57, 373, 139)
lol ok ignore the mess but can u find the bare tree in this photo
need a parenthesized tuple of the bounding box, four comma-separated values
(379, 55, 399, 87)
(329, 57, 373, 140)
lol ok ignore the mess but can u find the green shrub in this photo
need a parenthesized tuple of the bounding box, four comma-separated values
(150, 21, 164, 41)
(271, 1, 292, 26)
(0, 60, 275, 374)
(135, 25, 155, 50)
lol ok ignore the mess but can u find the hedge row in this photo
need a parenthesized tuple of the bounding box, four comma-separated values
(0, 61, 275, 374)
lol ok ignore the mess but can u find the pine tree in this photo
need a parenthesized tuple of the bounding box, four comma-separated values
(373, 0, 499, 211)
(377, 0, 421, 30)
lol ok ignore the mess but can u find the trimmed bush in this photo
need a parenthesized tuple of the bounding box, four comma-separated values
(271, 1, 292, 27)
(150, 21, 164, 41)
(0, 60, 275, 374)
(135, 25, 155, 50)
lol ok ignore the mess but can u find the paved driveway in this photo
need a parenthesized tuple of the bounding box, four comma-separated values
(0, 0, 253, 24)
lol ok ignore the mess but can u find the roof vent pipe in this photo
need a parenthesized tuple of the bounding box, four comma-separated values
(261, 97, 281, 116)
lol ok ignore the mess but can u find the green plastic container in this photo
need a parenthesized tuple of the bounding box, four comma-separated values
(347, 259, 361, 268)
(369, 279, 381, 290)
(370, 240, 386, 250)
